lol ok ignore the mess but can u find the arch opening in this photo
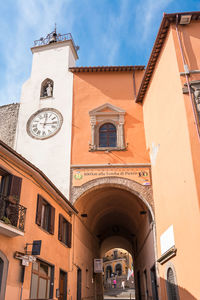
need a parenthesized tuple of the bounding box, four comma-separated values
(103, 248, 134, 293)
(74, 184, 157, 300)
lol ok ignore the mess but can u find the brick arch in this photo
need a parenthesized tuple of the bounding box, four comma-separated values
(71, 176, 154, 218)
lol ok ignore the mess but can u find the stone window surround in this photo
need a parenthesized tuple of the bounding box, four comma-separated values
(89, 103, 126, 151)
(183, 80, 200, 125)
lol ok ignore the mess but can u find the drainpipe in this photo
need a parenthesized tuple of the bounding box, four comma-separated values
(133, 69, 137, 100)
(175, 14, 200, 140)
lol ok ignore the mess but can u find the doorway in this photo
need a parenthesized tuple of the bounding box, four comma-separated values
(74, 184, 157, 300)
(150, 265, 159, 300)
(77, 268, 82, 300)
(59, 269, 67, 300)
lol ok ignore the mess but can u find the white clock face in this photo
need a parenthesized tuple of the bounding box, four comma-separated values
(27, 109, 63, 140)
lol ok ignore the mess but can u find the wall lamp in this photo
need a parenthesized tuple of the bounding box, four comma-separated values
(140, 211, 147, 215)
(81, 213, 88, 218)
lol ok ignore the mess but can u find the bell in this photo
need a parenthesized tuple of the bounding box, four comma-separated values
(49, 32, 57, 43)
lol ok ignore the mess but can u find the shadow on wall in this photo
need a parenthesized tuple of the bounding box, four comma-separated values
(159, 277, 198, 300)
(74, 72, 135, 101)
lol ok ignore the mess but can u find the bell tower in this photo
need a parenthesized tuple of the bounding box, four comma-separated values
(15, 29, 79, 198)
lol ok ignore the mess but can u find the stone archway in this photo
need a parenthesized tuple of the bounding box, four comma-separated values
(71, 176, 154, 215)
(72, 176, 158, 300)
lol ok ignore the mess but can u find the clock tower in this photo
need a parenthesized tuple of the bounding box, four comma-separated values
(15, 30, 79, 198)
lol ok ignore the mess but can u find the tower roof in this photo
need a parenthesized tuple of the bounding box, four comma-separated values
(31, 30, 79, 59)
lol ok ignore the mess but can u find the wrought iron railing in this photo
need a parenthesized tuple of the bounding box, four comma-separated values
(0, 194, 26, 231)
(33, 31, 79, 52)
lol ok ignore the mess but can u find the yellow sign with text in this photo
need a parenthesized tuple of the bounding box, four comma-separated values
(72, 167, 151, 187)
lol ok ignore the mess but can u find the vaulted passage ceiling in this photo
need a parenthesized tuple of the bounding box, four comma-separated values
(74, 185, 151, 249)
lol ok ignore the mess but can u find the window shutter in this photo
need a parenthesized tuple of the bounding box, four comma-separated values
(7, 175, 22, 202)
(49, 206, 55, 234)
(67, 221, 72, 248)
(36, 195, 43, 226)
(58, 214, 63, 241)
(50, 266, 55, 299)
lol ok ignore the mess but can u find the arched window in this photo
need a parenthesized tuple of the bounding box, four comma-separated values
(99, 123, 116, 147)
(89, 103, 126, 151)
(40, 78, 54, 98)
(106, 265, 113, 279)
(167, 267, 178, 300)
(115, 263, 122, 276)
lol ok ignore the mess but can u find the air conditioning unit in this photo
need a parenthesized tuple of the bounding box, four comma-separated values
(179, 15, 192, 25)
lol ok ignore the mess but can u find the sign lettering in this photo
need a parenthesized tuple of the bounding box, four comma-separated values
(72, 167, 151, 187)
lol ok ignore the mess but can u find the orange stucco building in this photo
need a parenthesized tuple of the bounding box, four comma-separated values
(0, 10, 200, 300)
(0, 140, 77, 300)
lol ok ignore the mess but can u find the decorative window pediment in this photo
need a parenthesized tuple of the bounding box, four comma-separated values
(89, 103, 126, 151)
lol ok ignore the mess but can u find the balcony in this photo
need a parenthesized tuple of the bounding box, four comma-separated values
(0, 194, 27, 237)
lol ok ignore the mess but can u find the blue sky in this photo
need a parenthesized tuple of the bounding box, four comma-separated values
(0, 0, 200, 106)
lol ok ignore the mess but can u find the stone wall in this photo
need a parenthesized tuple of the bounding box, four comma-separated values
(0, 103, 19, 148)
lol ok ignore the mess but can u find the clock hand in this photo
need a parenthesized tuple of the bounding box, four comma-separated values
(40, 122, 55, 125)
(43, 114, 48, 128)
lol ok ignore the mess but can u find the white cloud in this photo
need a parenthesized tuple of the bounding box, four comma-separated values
(0, 0, 74, 105)
(81, 1, 133, 66)
(135, 0, 174, 43)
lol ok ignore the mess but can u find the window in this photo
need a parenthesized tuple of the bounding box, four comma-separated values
(40, 78, 53, 98)
(99, 123, 116, 147)
(106, 265, 113, 279)
(0, 169, 23, 228)
(113, 250, 118, 260)
(36, 195, 55, 234)
(89, 103, 126, 151)
(58, 214, 72, 247)
(30, 260, 54, 299)
(0, 168, 22, 201)
(115, 263, 122, 276)
(166, 267, 179, 300)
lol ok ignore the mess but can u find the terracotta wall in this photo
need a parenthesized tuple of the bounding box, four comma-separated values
(0, 156, 72, 300)
(173, 21, 200, 209)
(71, 70, 149, 165)
(143, 25, 200, 300)
(71, 215, 101, 300)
